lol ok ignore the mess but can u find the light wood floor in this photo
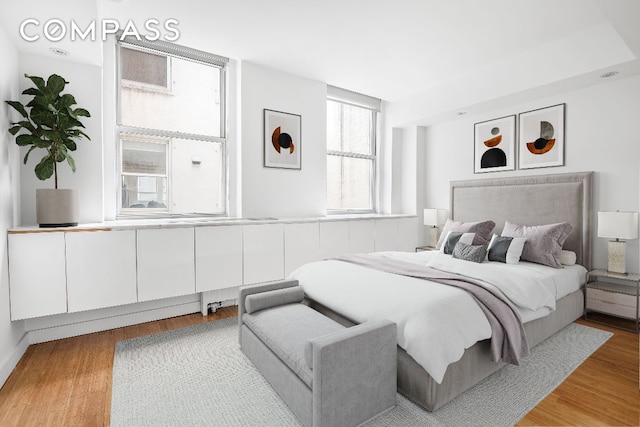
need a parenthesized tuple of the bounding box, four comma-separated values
(0, 308, 637, 426)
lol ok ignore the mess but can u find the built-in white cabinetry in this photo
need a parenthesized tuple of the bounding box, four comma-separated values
(195, 226, 243, 292)
(374, 219, 399, 251)
(319, 221, 350, 259)
(66, 230, 137, 312)
(8, 232, 67, 321)
(243, 224, 285, 285)
(284, 222, 320, 276)
(348, 220, 376, 254)
(137, 227, 196, 302)
(7, 215, 416, 321)
(397, 217, 419, 252)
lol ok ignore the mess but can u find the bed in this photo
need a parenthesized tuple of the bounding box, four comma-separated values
(289, 171, 593, 411)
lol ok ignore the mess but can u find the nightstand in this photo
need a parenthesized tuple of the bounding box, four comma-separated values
(415, 246, 437, 252)
(584, 269, 640, 333)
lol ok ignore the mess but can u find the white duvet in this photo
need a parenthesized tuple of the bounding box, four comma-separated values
(289, 250, 586, 384)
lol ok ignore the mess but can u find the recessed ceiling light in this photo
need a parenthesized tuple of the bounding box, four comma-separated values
(49, 47, 70, 56)
(600, 71, 618, 78)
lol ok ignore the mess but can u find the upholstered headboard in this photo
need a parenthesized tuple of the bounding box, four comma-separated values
(450, 172, 593, 270)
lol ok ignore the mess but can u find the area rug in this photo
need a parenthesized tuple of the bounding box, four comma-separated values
(111, 317, 611, 426)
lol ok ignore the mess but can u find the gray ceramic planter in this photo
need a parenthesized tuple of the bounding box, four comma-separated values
(36, 189, 79, 228)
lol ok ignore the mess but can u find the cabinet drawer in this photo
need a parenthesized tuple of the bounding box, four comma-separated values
(587, 288, 637, 319)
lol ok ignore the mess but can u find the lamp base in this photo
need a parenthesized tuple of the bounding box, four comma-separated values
(427, 227, 439, 248)
(607, 240, 627, 275)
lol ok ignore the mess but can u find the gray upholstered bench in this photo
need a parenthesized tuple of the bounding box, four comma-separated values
(239, 280, 397, 427)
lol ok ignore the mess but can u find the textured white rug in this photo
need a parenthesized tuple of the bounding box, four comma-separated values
(111, 317, 611, 427)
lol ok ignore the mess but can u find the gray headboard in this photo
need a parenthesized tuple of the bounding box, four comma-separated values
(450, 172, 593, 270)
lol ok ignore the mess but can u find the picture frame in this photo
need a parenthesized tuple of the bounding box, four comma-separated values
(518, 104, 565, 170)
(473, 115, 516, 173)
(264, 109, 301, 170)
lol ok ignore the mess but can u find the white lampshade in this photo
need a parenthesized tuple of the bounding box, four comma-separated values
(424, 208, 447, 226)
(597, 211, 639, 240)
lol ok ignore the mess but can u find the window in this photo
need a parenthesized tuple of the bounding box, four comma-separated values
(117, 37, 228, 216)
(326, 86, 380, 212)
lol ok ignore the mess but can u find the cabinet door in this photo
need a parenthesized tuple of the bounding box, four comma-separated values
(349, 220, 375, 254)
(319, 221, 350, 259)
(397, 217, 420, 252)
(375, 219, 399, 252)
(284, 222, 320, 276)
(137, 227, 195, 302)
(195, 226, 243, 292)
(243, 224, 284, 285)
(66, 230, 137, 312)
(8, 232, 67, 320)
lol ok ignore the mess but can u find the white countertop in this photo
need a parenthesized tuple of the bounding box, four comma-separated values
(9, 213, 416, 233)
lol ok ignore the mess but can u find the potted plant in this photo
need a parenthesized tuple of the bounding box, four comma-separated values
(5, 74, 91, 227)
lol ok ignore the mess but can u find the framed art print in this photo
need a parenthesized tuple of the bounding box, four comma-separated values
(264, 109, 301, 170)
(518, 104, 565, 169)
(474, 115, 515, 173)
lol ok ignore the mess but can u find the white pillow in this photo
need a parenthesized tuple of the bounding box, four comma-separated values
(487, 234, 526, 264)
(440, 231, 475, 255)
(559, 250, 577, 266)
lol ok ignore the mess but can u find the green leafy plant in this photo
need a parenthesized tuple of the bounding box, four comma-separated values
(5, 74, 91, 189)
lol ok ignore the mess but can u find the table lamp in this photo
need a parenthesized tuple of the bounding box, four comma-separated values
(597, 211, 638, 274)
(423, 208, 447, 248)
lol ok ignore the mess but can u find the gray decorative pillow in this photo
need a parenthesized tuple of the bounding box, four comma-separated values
(487, 234, 527, 264)
(452, 242, 487, 263)
(436, 219, 495, 249)
(501, 221, 572, 268)
(245, 286, 304, 314)
(441, 231, 475, 255)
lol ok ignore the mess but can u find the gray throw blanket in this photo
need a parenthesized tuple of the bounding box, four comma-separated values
(333, 254, 530, 365)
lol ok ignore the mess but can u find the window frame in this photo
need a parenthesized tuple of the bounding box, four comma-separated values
(326, 94, 379, 214)
(115, 35, 228, 218)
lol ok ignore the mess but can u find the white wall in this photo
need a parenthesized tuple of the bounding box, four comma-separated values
(239, 61, 326, 219)
(421, 75, 640, 273)
(0, 23, 27, 387)
(18, 53, 104, 225)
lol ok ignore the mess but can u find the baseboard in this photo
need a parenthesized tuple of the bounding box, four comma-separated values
(24, 287, 244, 344)
(0, 332, 29, 389)
(27, 299, 201, 344)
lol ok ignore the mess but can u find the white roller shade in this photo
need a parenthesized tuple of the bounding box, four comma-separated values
(327, 85, 381, 111)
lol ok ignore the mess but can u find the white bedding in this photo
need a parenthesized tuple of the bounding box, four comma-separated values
(289, 251, 586, 384)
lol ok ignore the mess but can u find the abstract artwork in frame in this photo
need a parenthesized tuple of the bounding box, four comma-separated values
(264, 109, 301, 170)
(474, 115, 516, 173)
(518, 104, 565, 169)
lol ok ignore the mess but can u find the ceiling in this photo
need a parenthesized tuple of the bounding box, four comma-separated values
(1, 0, 638, 125)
